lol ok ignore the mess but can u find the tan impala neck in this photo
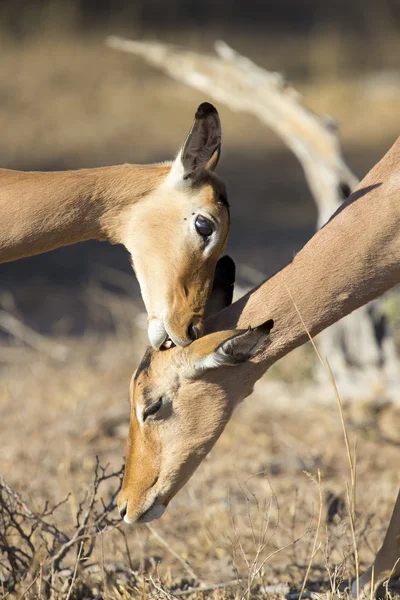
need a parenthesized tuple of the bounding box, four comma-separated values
(0, 164, 169, 264)
(206, 137, 400, 388)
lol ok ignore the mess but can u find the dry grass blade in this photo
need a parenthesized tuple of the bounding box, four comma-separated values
(16, 573, 40, 600)
(285, 283, 360, 595)
(146, 524, 200, 584)
(299, 471, 323, 600)
(65, 541, 84, 600)
(369, 565, 374, 600)
(284, 285, 356, 501)
(346, 484, 360, 600)
(99, 530, 110, 600)
(148, 574, 180, 599)
(326, 360, 356, 515)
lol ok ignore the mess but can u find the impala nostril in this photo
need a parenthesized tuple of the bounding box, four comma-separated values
(187, 323, 198, 341)
(119, 502, 127, 520)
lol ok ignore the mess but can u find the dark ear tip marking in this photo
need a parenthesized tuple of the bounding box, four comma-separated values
(195, 102, 218, 119)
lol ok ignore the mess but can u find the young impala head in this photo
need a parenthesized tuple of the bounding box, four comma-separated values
(118, 258, 274, 524)
(126, 102, 229, 349)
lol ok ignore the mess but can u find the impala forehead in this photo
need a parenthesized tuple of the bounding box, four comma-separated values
(193, 175, 229, 213)
(132, 346, 181, 409)
(191, 183, 229, 259)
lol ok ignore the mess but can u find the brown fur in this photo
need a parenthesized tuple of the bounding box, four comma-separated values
(0, 103, 228, 348)
(0, 162, 228, 348)
(0, 164, 168, 263)
(120, 137, 400, 587)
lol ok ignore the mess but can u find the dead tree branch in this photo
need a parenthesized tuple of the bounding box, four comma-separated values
(107, 35, 400, 399)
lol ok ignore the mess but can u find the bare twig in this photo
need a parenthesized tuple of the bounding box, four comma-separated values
(16, 573, 40, 600)
(145, 524, 200, 584)
(148, 574, 180, 599)
(0, 462, 124, 596)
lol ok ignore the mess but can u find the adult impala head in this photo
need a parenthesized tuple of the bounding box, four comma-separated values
(0, 102, 228, 350)
(125, 102, 229, 348)
(118, 257, 274, 524)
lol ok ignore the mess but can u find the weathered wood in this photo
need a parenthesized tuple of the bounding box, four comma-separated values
(107, 35, 400, 399)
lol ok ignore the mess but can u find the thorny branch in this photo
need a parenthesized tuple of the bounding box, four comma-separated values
(0, 459, 123, 595)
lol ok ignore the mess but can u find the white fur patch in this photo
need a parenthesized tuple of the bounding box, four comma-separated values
(163, 153, 186, 188)
(192, 348, 230, 375)
(148, 319, 168, 349)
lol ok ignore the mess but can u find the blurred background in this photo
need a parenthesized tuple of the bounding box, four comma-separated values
(1, 0, 400, 335)
(1, 2, 400, 597)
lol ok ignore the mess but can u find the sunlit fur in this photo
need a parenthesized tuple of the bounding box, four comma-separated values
(118, 325, 272, 524)
(0, 106, 229, 349)
(122, 169, 229, 347)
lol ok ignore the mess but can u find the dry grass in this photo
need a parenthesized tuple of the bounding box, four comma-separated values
(1, 291, 400, 598)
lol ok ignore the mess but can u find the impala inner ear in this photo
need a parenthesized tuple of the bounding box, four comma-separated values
(206, 255, 236, 318)
(205, 145, 221, 172)
(181, 102, 221, 179)
(188, 319, 274, 377)
(215, 320, 274, 365)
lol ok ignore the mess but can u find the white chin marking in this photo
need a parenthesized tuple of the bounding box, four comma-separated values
(351, 574, 368, 598)
(124, 514, 135, 525)
(123, 503, 167, 525)
(148, 319, 168, 349)
(139, 504, 166, 523)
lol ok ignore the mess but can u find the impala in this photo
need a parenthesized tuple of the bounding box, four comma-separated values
(0, 102, 229, 348)
(119, 137, 400, 593)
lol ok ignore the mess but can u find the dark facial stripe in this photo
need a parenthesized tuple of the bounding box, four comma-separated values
(142, 386, 153, 405)
(134, 347, 153, 381)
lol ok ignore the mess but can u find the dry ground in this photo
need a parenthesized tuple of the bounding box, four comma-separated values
(0, 283, 399, 599)
(1, 313, 400, 599)
(1, 25, 400, 599)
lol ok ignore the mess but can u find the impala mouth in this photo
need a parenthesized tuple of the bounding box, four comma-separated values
(148, 319, 168, 349)
(120, 498, 166, 524)
(137, 503, 166, 524)
(148, 318, 190, 349)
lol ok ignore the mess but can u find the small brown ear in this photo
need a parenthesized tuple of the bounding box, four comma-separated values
(216, 319, 274, 365)
(180, 102, 221, 178)
(206, 255, 236, 318)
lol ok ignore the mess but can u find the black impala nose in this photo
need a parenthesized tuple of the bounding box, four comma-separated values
(119, 502, 127, 520)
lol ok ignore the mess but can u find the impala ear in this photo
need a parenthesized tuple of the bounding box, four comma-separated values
(166, 103, 221, 185)
(186, 319, 274, 378)
(206, 255, 236, 318)
(205, 145, 221, 172)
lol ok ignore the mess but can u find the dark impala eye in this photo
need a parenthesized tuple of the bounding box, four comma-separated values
(195, 215, 213, 238)
(143, 397, 163, 421)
